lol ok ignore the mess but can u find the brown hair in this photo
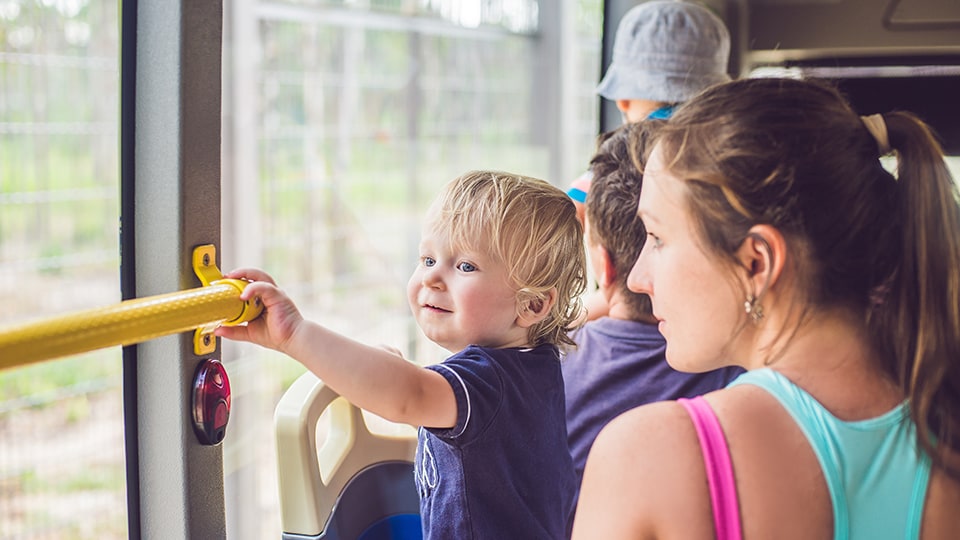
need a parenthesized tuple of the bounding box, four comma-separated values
(585, 120, 665, 318)
(657, 77, 960, 474)
(430, 170, 587, 349)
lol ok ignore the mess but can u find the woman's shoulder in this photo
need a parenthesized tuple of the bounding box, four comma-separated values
(575, 399, 717, 538)
(576, 386, 829, 539)
(592, 386, 775, 465)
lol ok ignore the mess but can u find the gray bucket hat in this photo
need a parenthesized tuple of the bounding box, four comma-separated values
(596, 0, 731, 103)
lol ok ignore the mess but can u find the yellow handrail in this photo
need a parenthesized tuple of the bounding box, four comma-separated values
(0, 245, 262, 371)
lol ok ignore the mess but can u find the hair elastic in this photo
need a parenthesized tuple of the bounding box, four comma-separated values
(861, 114, 891, 155)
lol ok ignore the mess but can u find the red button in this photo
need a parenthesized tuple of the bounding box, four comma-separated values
(192, 359, 231, 445)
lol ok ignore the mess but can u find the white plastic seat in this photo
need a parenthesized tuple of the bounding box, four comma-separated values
(275, 371, 420, 539)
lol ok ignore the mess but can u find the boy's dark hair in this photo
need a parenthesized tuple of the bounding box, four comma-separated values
(585, 120, 665, 319)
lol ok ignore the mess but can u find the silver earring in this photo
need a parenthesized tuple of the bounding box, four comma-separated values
(744, 295, 764, 323)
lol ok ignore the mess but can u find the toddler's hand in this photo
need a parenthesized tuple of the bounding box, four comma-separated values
(214, 268, 303, 353)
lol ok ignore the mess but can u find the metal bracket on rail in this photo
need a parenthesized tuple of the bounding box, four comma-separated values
(191, 244, 261, 355)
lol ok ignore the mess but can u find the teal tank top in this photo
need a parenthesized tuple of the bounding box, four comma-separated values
(729, 369, 931, 540)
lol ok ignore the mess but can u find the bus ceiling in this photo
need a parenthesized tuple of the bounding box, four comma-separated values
(736, 0, 960, 63)
(705, 0, 960, 153)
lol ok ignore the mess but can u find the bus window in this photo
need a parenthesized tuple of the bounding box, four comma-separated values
(219, 2, 603, 537)
(0, 1, 125, 537)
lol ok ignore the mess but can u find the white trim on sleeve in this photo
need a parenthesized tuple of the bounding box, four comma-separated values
(434, 364, 471, 438)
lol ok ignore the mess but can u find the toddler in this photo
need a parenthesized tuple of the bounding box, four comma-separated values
(217, 170, 587, 539)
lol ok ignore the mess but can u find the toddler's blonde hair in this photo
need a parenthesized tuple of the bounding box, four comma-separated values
(429, 170, 586, 349)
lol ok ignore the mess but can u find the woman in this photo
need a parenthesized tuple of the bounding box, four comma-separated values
(572, 77, 960, 539)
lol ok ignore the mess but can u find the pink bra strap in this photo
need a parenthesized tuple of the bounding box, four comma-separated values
(678, 397, 743, 540)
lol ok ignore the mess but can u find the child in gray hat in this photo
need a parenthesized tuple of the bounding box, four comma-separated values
(596, 0, 731, 123)
(570, 0, 731, 319)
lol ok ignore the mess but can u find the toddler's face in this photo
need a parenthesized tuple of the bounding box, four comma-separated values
(407, 226, 529, 352)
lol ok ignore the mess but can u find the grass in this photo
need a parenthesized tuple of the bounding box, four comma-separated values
(16, 463, 122, 494)
(0, 351, 120, 406)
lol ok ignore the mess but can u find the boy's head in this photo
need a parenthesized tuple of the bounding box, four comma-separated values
(419, 171, 586, 350)
(596, 1, 731, 104)
(585, 121, 664, 319)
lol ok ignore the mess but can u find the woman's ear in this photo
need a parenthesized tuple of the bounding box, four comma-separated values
(736, 224, 786, 299)
(517, 288, 558, 328)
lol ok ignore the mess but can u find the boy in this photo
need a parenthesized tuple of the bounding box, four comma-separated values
(572, 2, 733, 321)
(217, 170, 587, 539)
(563, 122, 742, 483)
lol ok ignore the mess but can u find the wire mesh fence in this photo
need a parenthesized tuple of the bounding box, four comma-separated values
(1, 0, 601, 537)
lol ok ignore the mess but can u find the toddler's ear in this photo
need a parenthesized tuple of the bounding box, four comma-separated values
(517, 288, 558, 328)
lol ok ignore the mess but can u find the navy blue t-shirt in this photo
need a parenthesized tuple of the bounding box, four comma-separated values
(416, 344, 577, 539)
(563, 318, 743, 482)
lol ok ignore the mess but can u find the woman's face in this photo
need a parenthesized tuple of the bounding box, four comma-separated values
(627, 145, 744, 372)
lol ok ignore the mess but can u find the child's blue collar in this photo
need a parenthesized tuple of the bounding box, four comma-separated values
(646, 105, 676, 120)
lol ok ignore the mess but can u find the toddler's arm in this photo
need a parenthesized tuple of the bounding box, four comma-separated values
(215, 268, 456, 429)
